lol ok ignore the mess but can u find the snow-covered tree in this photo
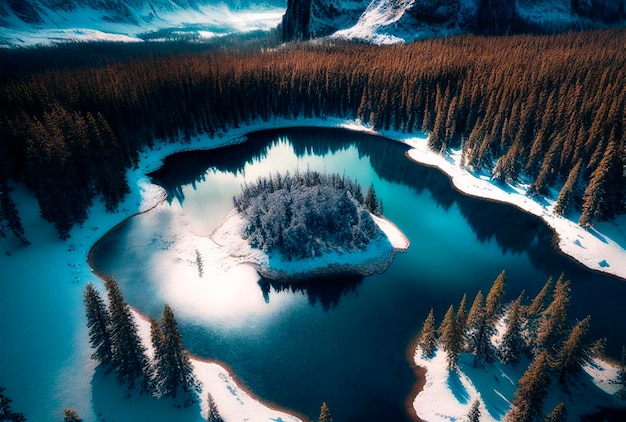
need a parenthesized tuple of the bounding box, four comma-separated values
(535, 278, 570, 356)
(235, 171, 384, 260)
(466, 291, 493, 366)
(498, 293, 525, 365)
(524, 276, 554, 352)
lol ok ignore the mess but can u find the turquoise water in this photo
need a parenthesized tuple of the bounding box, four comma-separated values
(91, 128, 626, 421)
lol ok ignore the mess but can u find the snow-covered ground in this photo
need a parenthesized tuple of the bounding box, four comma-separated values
(2, 115, 625, 420)
(211, 209, 409, 281)
(413, 346, 624, 421)
(413, 335, 625, 421)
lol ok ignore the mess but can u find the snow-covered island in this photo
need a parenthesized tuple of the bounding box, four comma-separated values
(212, 170, 409, 282)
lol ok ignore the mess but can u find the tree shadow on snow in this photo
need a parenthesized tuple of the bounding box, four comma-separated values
(91, 365, 202, 422)
(447, 369, 471, 405)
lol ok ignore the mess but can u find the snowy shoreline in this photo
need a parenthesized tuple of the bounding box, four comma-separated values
(211, 209, 409, 282)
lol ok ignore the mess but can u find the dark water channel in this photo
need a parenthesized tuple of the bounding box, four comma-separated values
(91, 127, 626, 421)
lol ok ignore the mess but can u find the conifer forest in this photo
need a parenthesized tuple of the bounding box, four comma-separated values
(1, 29, 625, 240)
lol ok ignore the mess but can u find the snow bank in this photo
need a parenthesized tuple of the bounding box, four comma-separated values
(399, 138, 626, 281)
(133, 312, 302, 422)
(211, 208, 409, 282)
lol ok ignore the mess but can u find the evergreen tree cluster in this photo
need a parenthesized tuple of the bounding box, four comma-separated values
(0, 387, 25, 422)
(83, 280, 199, 402)
(150, 305, 201, 401)
(233, 170, 383, 260)
(415, 271, 604, 421)
(0, 29, 624, 239)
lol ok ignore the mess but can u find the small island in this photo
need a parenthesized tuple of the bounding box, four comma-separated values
(213, 170, 408, 281)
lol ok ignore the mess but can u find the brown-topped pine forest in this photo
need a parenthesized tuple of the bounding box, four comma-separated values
(0, 29, 624, 240)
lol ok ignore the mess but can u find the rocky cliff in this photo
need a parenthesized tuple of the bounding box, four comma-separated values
(282, 0, 626, 41)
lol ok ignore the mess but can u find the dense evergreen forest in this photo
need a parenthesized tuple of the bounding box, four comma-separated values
(0, 29, 624, 239)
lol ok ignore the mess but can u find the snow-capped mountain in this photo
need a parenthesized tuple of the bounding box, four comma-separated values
(0, 0, 287, 46)
(1, 0, 624, 47)
(282, 0, 626, 43)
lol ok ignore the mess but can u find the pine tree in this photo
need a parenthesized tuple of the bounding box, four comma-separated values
(456, 294, 468, 339)
(417, 308, 437, 358)
(544, 402, 567, 422)
(485, 270, 507, 325)
(535, 277, 570, 356)
(556, 316, 591, 381)
(524, 277, 554, 351)
(150, 317, 165, 392)
(83, 283, 113, 365)
(152, 304, 200, 400)
(364, 184, 382, 216)
(319, 402, 332, 422)
(104, 276, 152, 393)
(466, 291, 493, 366)
(206, 392, 223, 422)
(438, 304, 463, 369)
(467, 399, 481, 422)
(0, 387, 26, 422)
(579, 139, 625, 227)
(498, 293, 525, 365)
(62, 408, 82, 422)
(506, 350, 552, 422)
(554, 160, 582, 216)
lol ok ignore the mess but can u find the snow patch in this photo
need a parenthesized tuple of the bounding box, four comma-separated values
(211, 208, 409, 282)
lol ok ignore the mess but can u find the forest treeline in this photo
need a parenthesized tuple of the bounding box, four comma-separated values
(0, 29, 624, 239)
